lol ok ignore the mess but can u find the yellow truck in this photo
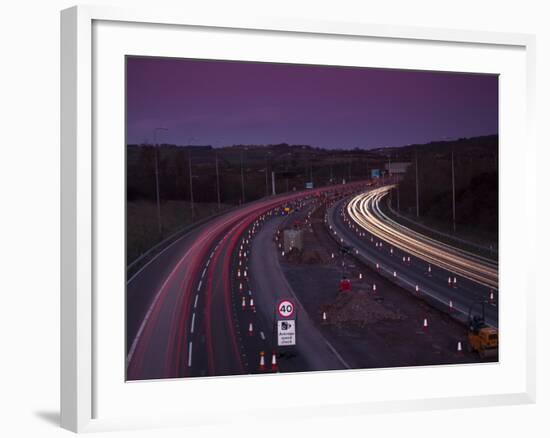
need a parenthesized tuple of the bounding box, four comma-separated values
(467, 301, 498, 359)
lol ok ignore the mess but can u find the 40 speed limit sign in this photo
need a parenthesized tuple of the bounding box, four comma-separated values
(277, 299, 295, 319)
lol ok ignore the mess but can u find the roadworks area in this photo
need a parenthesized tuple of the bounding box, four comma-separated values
(277, 205, 496, 369)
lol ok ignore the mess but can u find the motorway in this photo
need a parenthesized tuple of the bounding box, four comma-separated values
(327, 185, 498, 327)
(126, 182, 366, 380)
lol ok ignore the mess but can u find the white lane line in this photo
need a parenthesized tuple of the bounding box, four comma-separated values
(202, 268, 207, 278)
(197, 280, 202, 291)
(260, 331, 265, 340)
(206, 259, 210, 267)
(194, 294, 199, 309)
(187, 342, 193, 367)
(190, 313, 196, 334)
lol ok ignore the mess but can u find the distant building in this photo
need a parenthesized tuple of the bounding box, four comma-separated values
(384, 162, 411, 175)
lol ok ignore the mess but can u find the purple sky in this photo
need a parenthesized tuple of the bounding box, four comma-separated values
(126, 56, 498, 149)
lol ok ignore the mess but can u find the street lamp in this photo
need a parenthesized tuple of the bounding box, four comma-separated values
(188, 136, 197, 220)
(153, 127, 168, 237)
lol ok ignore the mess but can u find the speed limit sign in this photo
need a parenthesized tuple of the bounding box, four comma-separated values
(277, 299, 295, 318)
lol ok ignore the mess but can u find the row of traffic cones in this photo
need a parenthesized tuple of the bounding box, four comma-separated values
(258, 351, 278, 372)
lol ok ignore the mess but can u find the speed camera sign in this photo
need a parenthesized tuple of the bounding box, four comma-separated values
(277, 299, 295, 318)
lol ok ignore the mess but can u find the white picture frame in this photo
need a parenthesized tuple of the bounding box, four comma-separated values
(60, 4, 536, 433)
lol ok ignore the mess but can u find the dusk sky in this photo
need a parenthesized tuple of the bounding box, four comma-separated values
(126, 56, 498, 149)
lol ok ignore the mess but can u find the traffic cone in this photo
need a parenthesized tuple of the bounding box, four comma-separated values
(407, 256, 411, 265)
(241, 296, 246, 311)
(453, 277, 457, 288)
(448, 276, 452, 287)
(423, 318, 429, 332)
(449, 300, 454, 311)
(489, 290, 495, 302)
(372, 283, 377, 293)
(375, 242, 379, 248)
(258, 351, 266, 372)
(331, 252, 334, 259)
(402, 256, 406, 264)
(359, 272, 363, 280)
(390, 247, 394, 256)
(249, 297, 255, 311)
(237, 269, 241, 278)
(282, 251, 285, 256)
(271, 351, 278, 372)
(415, 284, 420, 295)
(244, 270, 247, 278)
(376, 263, 380, 271)
(393, 271, 397, 278)
(322, 311, 328, 324)
(427, 265, 432, 277)
(248, 322, 254, 336)
(457, 341, 463, 355)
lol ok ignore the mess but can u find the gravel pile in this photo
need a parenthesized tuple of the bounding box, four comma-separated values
(322, 289, 406, 328)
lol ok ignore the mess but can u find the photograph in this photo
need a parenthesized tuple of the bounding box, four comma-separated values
(125, 56, 499, 381)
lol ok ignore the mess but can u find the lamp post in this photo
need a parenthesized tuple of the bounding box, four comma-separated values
(240, 148, 246, 204)
(215, 149, 221, 210)
(153, 127, 168, 237)
(188, 137, 197, 220)
(451, 147, 456, 233)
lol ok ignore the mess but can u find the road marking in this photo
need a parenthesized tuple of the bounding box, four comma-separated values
(190, 312, 196, 334)
(197, 280, 202, 291)
(187, 342, 193, 367)
(194, 294, 199, 309)
(260, 331, 265, 340)
(206, 259, 210, 267)
(202, 268, 207, 278)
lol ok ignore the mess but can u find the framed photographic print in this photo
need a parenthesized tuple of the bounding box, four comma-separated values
(61, 5, 536, 433)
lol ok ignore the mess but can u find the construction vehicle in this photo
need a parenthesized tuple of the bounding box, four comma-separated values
(467, 300, 498, 359)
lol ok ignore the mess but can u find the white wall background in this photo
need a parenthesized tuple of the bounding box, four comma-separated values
(0, 0, 547, 436)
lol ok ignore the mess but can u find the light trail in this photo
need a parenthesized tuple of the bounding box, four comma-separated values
(346, 186, 498, 289)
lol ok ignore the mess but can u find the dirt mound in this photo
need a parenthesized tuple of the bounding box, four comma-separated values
(321, 289, 405, 329)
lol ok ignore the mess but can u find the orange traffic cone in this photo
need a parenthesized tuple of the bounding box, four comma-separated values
(376, 263, 380, 271)
(248, 322, 254, 336)
(402, 256, 406, 264)
(258, 351, 266, 372)
(457, 341, 463, 355)
(453, 277, 457, 288)
(241, 296, 246, 310)
(449, 300, 454, 312)
(271, 351, 278, 372)
(489, 290, 495, 302)
(372, 283, 377, 294)
(359, 272, 363, 280)
(249, 297, 255, 311)
(393, 271, 397, 278)
(427, 265, 432, 277)
(390, 247, 394, 256)
(423, 318, 429, 332)
(448, 276, 452, 287)
(322, 311, 328, 324)
(415, 284, 420, 295)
